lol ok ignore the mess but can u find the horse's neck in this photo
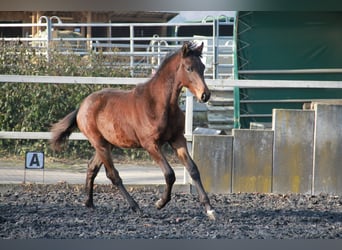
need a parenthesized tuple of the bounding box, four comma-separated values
(148, 59, 182, 108)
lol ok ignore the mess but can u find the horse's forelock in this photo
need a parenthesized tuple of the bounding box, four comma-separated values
(182, 41, 203, 58)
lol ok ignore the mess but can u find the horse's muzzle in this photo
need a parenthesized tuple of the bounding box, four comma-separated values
(201, 91, 211, 103)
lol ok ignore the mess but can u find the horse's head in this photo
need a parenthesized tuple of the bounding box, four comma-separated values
(176, 42, 211, 103)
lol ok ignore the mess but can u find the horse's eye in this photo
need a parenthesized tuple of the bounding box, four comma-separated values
(186, 66, 193, 72)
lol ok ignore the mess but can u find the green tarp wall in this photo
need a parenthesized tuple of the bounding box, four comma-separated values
(236, 12, 342, 128)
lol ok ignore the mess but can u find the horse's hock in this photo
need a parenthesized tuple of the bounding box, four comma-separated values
(192, 102, 342, 195)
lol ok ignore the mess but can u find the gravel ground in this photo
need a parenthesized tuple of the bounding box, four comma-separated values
(1, 183, 342, 239)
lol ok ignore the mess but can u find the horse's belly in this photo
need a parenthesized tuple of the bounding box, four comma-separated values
(100, 124, 141, 148)
(110, 134, 141, 148)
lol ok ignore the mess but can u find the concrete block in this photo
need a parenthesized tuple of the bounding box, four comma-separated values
(272, 109, 315, 194)
(192, 134, 233, 193)
(232, 129, 273, 193)
(313, 104, 342, 195)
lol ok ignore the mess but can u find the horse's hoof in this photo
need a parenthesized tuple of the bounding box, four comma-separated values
(206, 209, 216, 220)
(85, 200, 95, 209)
(131, 205, 142, 214)
(155, 199, 165, 210)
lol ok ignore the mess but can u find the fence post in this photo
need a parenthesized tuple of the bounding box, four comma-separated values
(233, 87, 240, 128)
(184, 89, 194, 184)
(213, 18, 219, 79)
(130, 24, 134, 77)
(38, 16, 51, 61)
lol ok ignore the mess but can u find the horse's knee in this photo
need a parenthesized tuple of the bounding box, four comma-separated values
(165, 170, 176, 185)
(106, 171, 123, 186)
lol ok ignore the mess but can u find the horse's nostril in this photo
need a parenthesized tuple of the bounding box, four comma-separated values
(201, 92, 210, 102)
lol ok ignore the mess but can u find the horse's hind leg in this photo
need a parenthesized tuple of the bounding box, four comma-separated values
(95, 143, 141, 213)
(85, 153, 102, 208)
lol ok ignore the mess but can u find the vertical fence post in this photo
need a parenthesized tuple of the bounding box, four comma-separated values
(184, 89, 194, 184)
(38, 16, 50, 61)
(213, 19, 219, 79)
(129, 24, 134, 77)
(233, 87, 240, 128)
(185, 89, 194, 138)
(46, 18, 51, 62)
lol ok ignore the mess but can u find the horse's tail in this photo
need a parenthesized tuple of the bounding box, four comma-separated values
(50, 109, 79, 151)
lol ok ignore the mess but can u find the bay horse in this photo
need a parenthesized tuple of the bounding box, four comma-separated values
(50, 41, 215, 220)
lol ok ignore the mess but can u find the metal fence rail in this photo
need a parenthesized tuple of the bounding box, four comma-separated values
(0, 18, 234, 79)
(1, 75, 342, 140)
(0, 75, 195, 141)
(0, 131, 86, 140)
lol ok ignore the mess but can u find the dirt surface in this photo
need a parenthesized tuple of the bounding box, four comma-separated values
(1, 183, 342, 239)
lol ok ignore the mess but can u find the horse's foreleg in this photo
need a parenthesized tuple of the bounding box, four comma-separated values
(85, 154, 102, 208)
(170, 137, 216, 220)
(145, 144, 175, 209)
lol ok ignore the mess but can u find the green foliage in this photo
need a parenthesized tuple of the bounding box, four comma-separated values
(0, 41, 156, 161)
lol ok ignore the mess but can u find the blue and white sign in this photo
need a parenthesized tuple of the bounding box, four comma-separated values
(25, 152, 44, 169)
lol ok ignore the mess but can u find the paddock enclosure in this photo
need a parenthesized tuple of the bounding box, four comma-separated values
(1, 11, 342, 194)
(1, 12, 342, 239)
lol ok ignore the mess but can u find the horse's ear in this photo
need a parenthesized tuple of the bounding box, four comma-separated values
(196, 42, 204, 54)
(182, 42, 190, 57)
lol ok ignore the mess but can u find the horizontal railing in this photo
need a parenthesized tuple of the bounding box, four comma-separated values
(0, 131, 86, 140)
(1, 74, 342, 140)
(0, 20, 234, 79)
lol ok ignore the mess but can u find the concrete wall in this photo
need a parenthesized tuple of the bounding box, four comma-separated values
(192, 103, 342, 195)
(232, 129, 273, 193)
(313, 104, 342, 194)
(192, 135, 233, 193)
(272, 109, 315, 194)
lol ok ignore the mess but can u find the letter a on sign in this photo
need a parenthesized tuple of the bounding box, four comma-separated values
(25, 152, 44, 169)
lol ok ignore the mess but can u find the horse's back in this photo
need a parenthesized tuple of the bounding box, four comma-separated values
(82, 87, 132, 108)
(76, 84, 185, 148)
(77, 88, 142, 148)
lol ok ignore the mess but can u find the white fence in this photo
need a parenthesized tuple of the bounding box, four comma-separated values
(1, 74, 342, 141)
(0, 75, 194, 141)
